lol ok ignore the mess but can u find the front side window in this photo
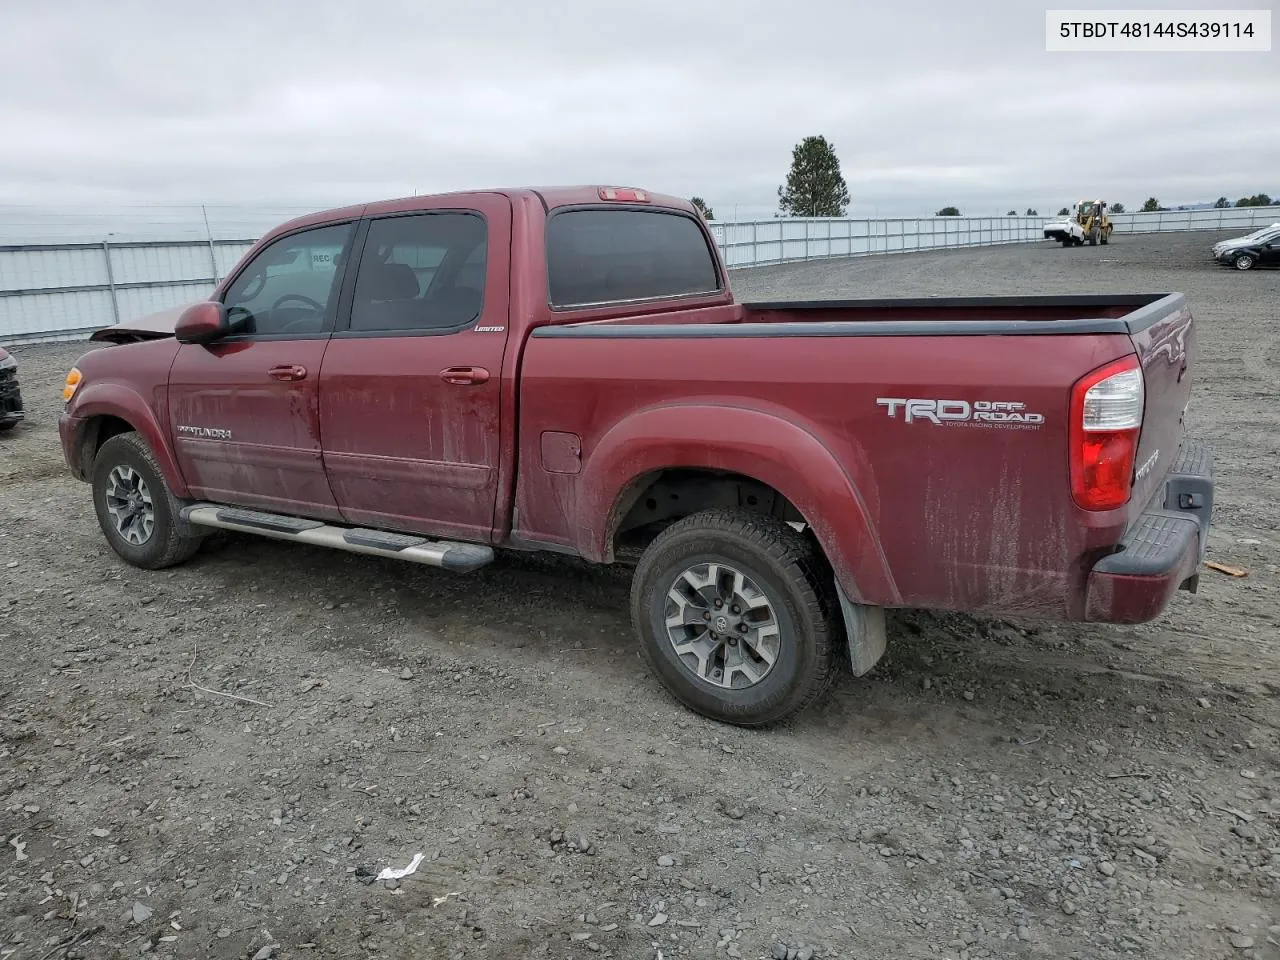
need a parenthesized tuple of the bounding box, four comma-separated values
(221, 223, 354, 336)
(547, 209, 720, 309)
(349, 213, 488, 333)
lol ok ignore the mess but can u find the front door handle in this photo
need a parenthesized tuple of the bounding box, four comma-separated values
(268, 364, 308, 382)
(439, 366, 490, 386)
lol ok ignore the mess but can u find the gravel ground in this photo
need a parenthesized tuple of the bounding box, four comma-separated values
(1, 231, 1278, 960)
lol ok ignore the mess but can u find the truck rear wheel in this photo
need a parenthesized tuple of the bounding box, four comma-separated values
(630, 509, 837, 727)
(91, 432, 204, 570)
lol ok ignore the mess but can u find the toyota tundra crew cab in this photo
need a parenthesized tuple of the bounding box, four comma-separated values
(59, 186, 1214, 726)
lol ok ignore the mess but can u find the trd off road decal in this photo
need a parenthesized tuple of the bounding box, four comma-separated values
(876, 398, 1045, 429)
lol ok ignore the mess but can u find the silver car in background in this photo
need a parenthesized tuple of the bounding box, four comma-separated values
(1211, 223, 1280, 267)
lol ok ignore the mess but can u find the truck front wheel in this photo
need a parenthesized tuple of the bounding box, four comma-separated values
(630, 509, 837, 726)
(91, 432, 204, 570)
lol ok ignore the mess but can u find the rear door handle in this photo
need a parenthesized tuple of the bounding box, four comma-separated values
(268, 364, 308, 382)
(439, 366, 490, 385)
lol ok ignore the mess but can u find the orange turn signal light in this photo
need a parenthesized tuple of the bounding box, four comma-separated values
(63, 367, 82, 402)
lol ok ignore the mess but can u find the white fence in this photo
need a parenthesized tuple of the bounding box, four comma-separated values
(711, 205, 1280, 268)
(2, 205, 1277, 344)
(1111, 205, 1280, 234)
(708, 216, 1046, 268)
(0, 239, 254, 344)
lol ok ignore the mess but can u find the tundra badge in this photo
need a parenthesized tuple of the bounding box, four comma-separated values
(177, 425, 232, 440)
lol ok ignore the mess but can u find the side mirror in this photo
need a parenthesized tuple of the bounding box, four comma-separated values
(174, 302, 231, 344)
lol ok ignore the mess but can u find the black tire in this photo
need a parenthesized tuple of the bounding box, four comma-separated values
(0, 421, 16, 432)
(1233, 253, 1256, 271)
(630, 509, 838, 727)
(92, 432, 204, 569)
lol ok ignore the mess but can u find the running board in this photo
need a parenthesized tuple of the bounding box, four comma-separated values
(180, 504, 494, 573)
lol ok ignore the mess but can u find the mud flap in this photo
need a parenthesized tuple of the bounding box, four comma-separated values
(835, 581, 887, 676)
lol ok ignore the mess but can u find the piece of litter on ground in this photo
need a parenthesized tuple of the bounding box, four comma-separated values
(9, 837, 27, 861)
(1220, 806, 1254, 823)
(375, 852, 424, 881)
(432, 891, 461, 907)
(1204, 561, 1247, 578)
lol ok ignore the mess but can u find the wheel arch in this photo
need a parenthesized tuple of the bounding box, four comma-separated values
(70, 384, 188, 497)
(577, 403, 900, 607)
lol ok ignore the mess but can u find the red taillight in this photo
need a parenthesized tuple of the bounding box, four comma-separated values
(1070, 355, 1144, 511)
(598, 187, 650, 202)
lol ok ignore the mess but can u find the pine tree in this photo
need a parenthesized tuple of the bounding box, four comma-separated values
(777, 136, 850, 218)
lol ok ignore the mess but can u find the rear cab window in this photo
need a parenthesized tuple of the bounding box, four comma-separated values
(546, 209, 721, 309)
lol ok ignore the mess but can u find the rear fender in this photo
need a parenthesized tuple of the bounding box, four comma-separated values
(70, 382, 189, 498)
(578, 403, 900, 606)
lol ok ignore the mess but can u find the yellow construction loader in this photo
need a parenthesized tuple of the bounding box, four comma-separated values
(1043, 200, 1114, 246)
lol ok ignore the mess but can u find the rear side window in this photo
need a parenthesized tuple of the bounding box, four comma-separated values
(547, 209, 720, 308)
(349, 212, 487, 333)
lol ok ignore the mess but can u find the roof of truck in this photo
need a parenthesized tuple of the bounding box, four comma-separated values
(268, 187, 697, 239)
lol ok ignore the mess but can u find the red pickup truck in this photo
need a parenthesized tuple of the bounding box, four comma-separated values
(59, 186, 1214, 726)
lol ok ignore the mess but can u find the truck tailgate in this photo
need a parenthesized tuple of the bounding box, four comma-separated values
(1124, 296, 1195, 520)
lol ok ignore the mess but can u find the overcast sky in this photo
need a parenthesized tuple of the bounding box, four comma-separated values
(0, 0, 1275, 221)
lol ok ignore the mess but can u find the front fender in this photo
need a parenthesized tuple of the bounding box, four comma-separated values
(68, 381, 189, 497)
(577, 403, 900, 606)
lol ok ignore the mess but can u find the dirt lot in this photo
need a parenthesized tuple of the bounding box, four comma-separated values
(2, 231, 1278, 960)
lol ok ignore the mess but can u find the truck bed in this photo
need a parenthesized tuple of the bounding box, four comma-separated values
(554, 293, 1185, 336)
(518, 292, 1194, 619)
